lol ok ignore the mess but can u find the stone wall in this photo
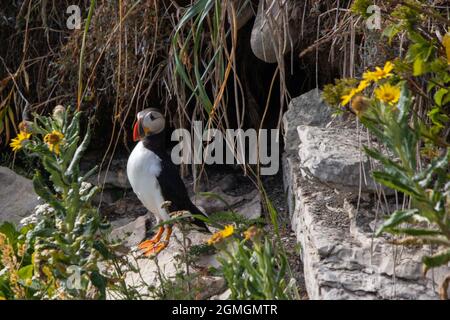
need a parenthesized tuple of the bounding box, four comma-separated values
(282, 89, 450, 300)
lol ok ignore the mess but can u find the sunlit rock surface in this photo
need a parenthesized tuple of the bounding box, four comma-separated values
(0, 167, 39, 225)
(283, 90, 450, 300)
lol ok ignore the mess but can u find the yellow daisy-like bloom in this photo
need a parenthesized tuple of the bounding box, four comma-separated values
(340, 80, 369, 106)
(207, 225, 234, 245)
(44, 130, 64, 155)
(375, 83, 401, 105)
(363, 61, 394, 82)
(356, 80, 369, 92)
(10, 131, 31, 152)
(341, 88, 358, 106)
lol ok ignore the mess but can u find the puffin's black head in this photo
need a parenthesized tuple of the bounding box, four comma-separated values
(133, 108, 165, 142)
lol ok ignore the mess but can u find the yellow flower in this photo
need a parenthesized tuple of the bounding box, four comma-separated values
(340, 80, 369, 106)
(356, 80, 369, 92)
(341, 88, 357, 106)
(221, 225, 234, 238)
(44, 130, 64, 155)
(375, 83, 401, 105)
(243, 226, 261, 241)
(207, 225, 234, 245)
(363, 61, 394, 82)
(10, 131, 31, 152)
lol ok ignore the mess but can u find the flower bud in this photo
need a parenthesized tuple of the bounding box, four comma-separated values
(52, 105, 66, 126)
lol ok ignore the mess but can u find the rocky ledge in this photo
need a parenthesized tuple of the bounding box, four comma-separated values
(283, 89, 450, 300)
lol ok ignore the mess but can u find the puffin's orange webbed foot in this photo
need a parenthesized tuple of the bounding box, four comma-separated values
(138, 226, 164, 252)
(141, 226, 173, 256)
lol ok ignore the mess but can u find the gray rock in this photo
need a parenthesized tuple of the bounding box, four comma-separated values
(283, 89, 333, 155)
(250, 0, 300, 63)
(86, 158, 130, 189)
(192, 187, 261, 219)
(234, 191, 262, 220)
(0, 167, 39, 225)
(282, 154, 450, 300)
(110, 216, 147, 247)
(195, 276, 227, 300)
(210, 289, 232, 300)
(122, 227, 216, 298)
(297, 125, 381, 193)
(228, 0, 255, 30)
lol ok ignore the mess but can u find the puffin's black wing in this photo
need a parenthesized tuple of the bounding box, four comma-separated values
(155, 152, 209, 231)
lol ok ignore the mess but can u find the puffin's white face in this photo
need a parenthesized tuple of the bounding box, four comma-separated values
(133, 109, 165, 141)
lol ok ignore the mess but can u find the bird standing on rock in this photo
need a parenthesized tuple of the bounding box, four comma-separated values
(127, 108, 209, 256)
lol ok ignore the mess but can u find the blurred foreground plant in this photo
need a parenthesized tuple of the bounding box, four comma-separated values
(0, 106, 118, 299)
(208, 225, 296, 300)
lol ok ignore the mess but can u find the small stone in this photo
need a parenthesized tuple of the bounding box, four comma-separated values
(110, 216, 147, 247)
(0, 167, 40, 225)
(195, 276, 226, 300)
(210, 289, 232, 300)
(250, 0, 301, 63)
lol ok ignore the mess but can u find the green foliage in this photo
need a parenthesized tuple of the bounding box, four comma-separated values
(0, 106, 114, 299)
(361, 88, 450, 287)
(322, 78, 359, 111)
(327, 1, 450, 298)
(172, 0, 251, 117)
(350, 0, 375, 18)
(214, 228, 295, 300)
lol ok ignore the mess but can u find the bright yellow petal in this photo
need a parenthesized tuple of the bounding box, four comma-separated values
(383, 61, 394, 74)
(374, 83, 400, 105)
(221, 225, 234, 238)
(356, 80, 369, 92)
(341, 88, 357, 106)
(363, 71, 377, 82)
(9, 131, 31, 152)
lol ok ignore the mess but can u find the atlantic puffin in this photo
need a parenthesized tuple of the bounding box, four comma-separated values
(127, 108, 209, 256)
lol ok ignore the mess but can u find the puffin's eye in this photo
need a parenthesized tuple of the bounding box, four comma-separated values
(148, 113, 155, 121)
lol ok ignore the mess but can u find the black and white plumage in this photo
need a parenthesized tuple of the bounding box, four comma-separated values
(127, 109, 208, 255)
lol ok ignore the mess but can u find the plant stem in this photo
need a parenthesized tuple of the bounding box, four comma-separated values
(77, 0, 96, 111)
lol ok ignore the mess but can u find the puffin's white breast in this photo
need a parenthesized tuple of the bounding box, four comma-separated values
(127, 142, 165, 217)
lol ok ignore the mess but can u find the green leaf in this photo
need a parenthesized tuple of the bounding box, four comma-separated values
(0, 222, 20, 243)
(423, 249, 450, 269)
(413, 58, 425, 76)
(372, 172, 422, 198)
(434, 88, 448, 106)
(43, 156, 66, 189)
(66, 121, 92, 177)
(32, 171, 65, 213)
(17, 265, 33, 280)
(382, 24, 400, 43)
(376, 209, 418, 236)
(93, 240, 114, 260)
(90, 271, 107, 300)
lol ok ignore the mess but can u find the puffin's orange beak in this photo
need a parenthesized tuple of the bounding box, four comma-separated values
(133, 120, 141, 142)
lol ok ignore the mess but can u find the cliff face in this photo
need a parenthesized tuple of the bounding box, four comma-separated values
(282, 89, 450, 300)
